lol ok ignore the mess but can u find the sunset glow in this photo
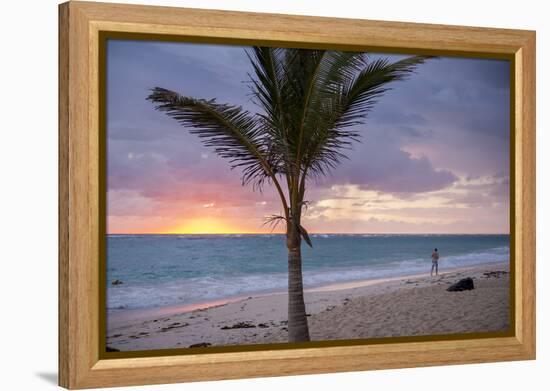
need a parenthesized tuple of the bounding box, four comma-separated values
(107, 41, 510, 235)
(164, 217, 252, 235)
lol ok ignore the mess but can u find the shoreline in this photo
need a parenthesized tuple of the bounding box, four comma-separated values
(107, 261, 510, 351)
(107, 260, 508, 329)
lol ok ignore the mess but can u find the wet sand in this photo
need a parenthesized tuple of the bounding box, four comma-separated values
(107, 262, 510, 351)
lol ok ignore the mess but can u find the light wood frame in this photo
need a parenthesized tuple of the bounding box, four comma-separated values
(59, 1, 536, 389)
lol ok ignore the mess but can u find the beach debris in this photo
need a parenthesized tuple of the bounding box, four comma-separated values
(106, 346, 120, 352)
(258, 323, 269, 328)
(111, 279, 124, 285)
(483, 271, 509, 279)
(189, 342, 212, 348)
(220, 321, 256, 330)
(446, 278, 475, 292)
(159, 322, 189, 332)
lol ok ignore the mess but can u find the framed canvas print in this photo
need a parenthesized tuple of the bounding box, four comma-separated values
(58, 1, 536, 389)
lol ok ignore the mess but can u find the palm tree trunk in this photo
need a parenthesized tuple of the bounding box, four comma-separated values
(286, 224, 310, 342)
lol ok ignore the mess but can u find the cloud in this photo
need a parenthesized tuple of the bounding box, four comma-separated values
(320, 128, 458, 193)
(150, 42, 252, 86)
(301, 178, 509, 234)
(337, 150, 456, 193)
(105, 41, 510, 233)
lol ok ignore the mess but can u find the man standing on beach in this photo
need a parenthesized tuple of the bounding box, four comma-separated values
(431, 248, 440, 276)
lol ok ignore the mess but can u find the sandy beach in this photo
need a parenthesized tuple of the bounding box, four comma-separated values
(107, 261, 510, 351)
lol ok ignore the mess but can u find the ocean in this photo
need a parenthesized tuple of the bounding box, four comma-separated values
(106, 234, 509, 312)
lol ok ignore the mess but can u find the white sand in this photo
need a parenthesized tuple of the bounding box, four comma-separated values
(107, 262, 510, 351)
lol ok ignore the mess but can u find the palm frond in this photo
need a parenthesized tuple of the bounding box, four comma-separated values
(297, 224, 313, 248)
(246, 47, 293, 178)
(262, 214, 288, 231)
(337, 55, 432, 129)
(246, 47, 285, 132)
(147, 87, 277, 190)
(303, 55, 433, 179)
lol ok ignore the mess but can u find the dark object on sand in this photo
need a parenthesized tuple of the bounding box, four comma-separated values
(220, 322, 256, 330)
(447, 278, 475, 292)
(189, 342, 211, 348)
(106, 346, 120, 352)
(111, 279, 123, 285)
(160, 322, 188, 332)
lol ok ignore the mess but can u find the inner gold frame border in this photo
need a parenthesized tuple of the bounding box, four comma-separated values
(59, 1, 536, 389)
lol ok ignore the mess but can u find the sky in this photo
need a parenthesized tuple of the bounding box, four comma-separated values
(106, 40, 510, 234)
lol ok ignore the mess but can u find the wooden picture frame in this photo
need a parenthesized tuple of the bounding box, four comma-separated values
(58, 1, 536, 388)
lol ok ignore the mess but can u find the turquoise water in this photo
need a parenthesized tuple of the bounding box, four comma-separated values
(106, 234, 509, 311)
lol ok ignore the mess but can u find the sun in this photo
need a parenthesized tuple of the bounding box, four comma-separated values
(164, 217, 245, 234)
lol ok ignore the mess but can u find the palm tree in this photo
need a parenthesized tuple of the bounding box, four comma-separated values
(147, 48, 430, 342)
